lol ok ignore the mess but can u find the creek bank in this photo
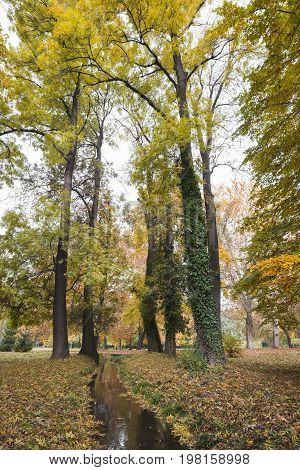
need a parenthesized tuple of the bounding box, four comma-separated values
(91, 355, 184, 449)
(118, 350, 300, 449)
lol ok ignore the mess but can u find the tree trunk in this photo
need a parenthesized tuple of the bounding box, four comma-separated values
(118, 339, 122, 350)
(201, 149, 221, 329)
(103, 336, 107, 349)
(51, 78, 80, 360)
(141, 211, 163, 352)
(244, 297, 254, 349)
(51, 152, 76, 359)
(79, 125, 103, 360)
(164, 329, 176, 357)
(137, 328, 146, 350)
(162, 203, 182, 358)
(79, 285, 98, 360)
(173, 52, 224, 364)
(273, 319, 280, 348)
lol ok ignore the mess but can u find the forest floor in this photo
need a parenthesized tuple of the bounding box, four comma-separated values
(119, 348, 300, 450)
(0, 351, 104, 450)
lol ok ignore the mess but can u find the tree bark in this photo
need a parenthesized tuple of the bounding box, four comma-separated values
(141, 211, 163, 353)
(201, 149, 221, 329)
(137, 328, 145, 350)
(173, 52, 224, 364)
(164, 329, 176, 357)
(79, 285, 98, 359)
(273, 319, 280, 348)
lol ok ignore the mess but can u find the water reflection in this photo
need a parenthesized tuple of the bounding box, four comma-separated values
(92, 358, 184, 450)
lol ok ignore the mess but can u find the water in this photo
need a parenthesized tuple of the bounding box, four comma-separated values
(91, 357, 185, 450)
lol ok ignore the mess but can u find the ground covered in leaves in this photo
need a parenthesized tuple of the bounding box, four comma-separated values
(0, 351, 104, 449)
(119, 349, 300, 450)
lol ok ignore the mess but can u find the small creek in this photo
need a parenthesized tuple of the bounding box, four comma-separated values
(91, 357, 185, 450)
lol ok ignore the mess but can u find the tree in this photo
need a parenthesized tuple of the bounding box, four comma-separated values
(0, 26, 24, 185)
(0, 327, 16, 351)
(76, 86, 114, 360)
(14, 330, 34, 352)
(0, 207, 55, 327)
(232, 0, 300, 337)
(216, 181, 256, 348)
(2, 0, 92, 358)
(47, 0, 225, 363)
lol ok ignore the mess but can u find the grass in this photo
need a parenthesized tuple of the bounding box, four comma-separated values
(0, 350, 104, 450)
(119, 348, 300, 450)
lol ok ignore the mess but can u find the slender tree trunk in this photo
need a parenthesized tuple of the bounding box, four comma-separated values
(103, 336, 107, 349)
(173, 52, 224, 364)
(118, 339, 122, 350)
(244, 297, 254, 349)
(273, 319, 280, 348)
(137, 328, 146, 350)
(162, 203, 181, 358)
(141, 211, 163, 353)
(80, 124, 103, 360)
(51, 78, 80, 360)
(201, 150, 221, 328)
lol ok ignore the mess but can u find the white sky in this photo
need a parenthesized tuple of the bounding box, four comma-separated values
(0, 1, 247, 221)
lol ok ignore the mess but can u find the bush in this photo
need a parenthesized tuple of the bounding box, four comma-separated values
(177, 350, 207, 376)
(14, 331, 34, 352)
(223, 333, 243, 357)
(0, 328, 17, 351)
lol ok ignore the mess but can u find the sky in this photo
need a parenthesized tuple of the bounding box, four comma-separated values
(0, 1, 247, 221)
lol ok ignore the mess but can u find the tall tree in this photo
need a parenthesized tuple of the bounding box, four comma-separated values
(77, 87, 114, 359)
(231, 0, 300, 335)
(1, 0, 89, 358)
(68, 0, 226, 362)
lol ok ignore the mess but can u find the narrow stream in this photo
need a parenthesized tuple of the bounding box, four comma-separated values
(91, 357, 185, 450)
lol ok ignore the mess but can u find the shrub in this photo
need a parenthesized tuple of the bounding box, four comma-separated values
(14, 331, 34, 352)
(177, 350, 207, 376)
(223, 333, 243, 357)
(0, 328, 17, 351)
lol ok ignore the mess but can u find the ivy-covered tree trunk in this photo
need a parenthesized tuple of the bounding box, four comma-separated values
(51, 79, 80, 360)
(173, 52, 224, 364)
(142, 211, 163, 353)
(80, 124, 104, 360)
(201, 149, 221, 328)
